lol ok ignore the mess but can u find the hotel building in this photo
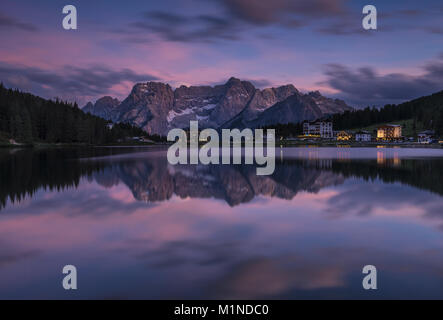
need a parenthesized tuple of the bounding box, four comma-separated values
(377, 124, 402, 141)
(303, 121, 333, 138)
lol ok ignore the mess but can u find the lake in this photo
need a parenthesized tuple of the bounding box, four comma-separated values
(1, 146, 443, 299)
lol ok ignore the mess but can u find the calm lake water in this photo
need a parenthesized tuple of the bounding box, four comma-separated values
(1, 146, 443, 299)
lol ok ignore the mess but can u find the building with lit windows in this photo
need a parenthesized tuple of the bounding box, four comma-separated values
(377, 124, 402, 141)
(336, 131, 352, 141)
(303, 121, 333, 138)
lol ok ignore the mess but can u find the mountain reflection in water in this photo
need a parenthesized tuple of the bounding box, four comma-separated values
(1, 147, 443, 299)
(1, 147, 443, 208)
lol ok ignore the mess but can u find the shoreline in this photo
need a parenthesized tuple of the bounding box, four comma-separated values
(278, 140, 443, 149)
(0, 142, 169, 149)
(1, 141, 442, 150)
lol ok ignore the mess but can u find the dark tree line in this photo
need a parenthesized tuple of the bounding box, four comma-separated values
(328, 159, 443, 197)
(275, 158, 443, 198)
(331, 91, 443, 135)
(261, 122, 304, 138)
(0, 148, 104, 209)
(0, 84, 148, 144)
(262, 90, 443, 138)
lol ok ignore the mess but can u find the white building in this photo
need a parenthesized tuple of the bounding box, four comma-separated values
(303, 121, 333, 138)
(355, 130, 371, 142)
(417, 130, 434, 144)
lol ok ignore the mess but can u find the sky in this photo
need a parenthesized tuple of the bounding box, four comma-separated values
(0, 0, 443, 108)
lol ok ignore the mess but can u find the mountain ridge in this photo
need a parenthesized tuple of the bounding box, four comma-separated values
(83, 77, 353, 135)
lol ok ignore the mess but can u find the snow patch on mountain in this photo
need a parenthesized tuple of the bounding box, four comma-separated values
(167, 108, 195, 123)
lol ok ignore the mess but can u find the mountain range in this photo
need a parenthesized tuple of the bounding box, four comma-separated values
(93, 157, 345, 207)
(82, 77, 353, 136)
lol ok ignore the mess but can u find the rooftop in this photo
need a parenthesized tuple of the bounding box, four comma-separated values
(377, 124, 402, 128)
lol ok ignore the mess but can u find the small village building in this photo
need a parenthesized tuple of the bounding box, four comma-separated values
(377, 124, 402, 141)
(337, 131, 352, 141)
(417, 130, 434, 144)
(355, 130, 371, 142)
(303, 121, 333, 138)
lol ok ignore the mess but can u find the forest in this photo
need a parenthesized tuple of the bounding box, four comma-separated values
(0, 83, 148, 144)
(331, 90, 443, 134)
(264, 90, 443, 138)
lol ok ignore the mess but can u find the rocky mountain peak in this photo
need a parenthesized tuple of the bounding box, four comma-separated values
(82, 96, 120, 121)
(308, 90, 322, 98)
(84, 77, 353, 135)
(95, 96, 119, 107)
(131, 82, 172, 96)
(83, 102, 93, 110)
(226, 77, 241, 84)
(118, 81, 175, 135)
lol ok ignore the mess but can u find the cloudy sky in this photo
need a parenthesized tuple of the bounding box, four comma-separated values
(1, 0, 443, 107)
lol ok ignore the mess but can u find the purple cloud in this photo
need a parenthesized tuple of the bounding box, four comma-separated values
(321, 54, 443, 107)
(0, 12, 38, 32)
(0, 62, 158, 103)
